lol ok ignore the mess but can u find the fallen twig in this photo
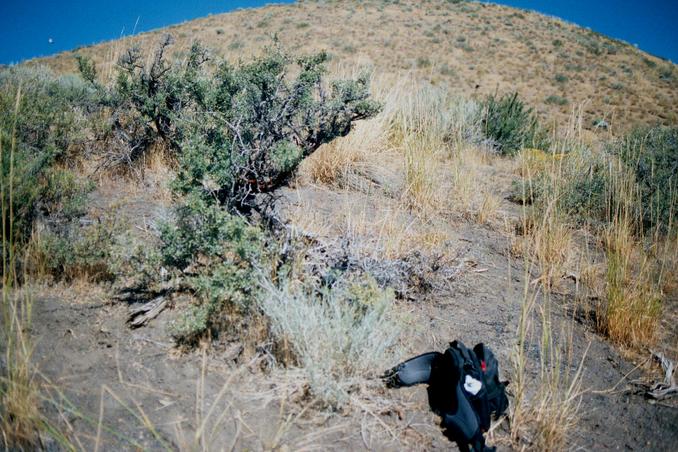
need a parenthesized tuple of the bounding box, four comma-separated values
(647, 351, 677, 400)
(127, 296, 169, 328)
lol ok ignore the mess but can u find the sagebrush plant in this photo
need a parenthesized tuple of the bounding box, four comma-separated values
(258, 274, 402, 406)
(172, 44, 381, 209)
(113, 37, 211, 152)
(481, 92, 549, 156)
(110, 36, 380, 208)
(27, 218, 119, 282)
(160, 193, 265, 342)
(147, 38, 380, 342)
(0, 66, 95, 269)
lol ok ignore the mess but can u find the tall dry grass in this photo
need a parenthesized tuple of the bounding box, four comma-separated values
(509, 185, 587, 451)
(0, 85, 42, 448)
(598, 158, 665, 347)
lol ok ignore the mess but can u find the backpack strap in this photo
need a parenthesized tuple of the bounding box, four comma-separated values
(382, 352, 442, 388)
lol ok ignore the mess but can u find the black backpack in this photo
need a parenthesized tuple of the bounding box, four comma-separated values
(383, 341, 509, 452)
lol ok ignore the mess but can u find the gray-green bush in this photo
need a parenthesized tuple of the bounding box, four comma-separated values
(258, 274, 402, 406)
(481, 92, 549, 155)
(0, 66, 95, 271)
(612, 126, 677, 231)
(142, 39, 381, 341)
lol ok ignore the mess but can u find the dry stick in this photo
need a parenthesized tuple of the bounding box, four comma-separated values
(351, 396, 398, 441)
(228, 416, 242, 452)
(590, 355, 651, 395)
(93, 386, 105, 452)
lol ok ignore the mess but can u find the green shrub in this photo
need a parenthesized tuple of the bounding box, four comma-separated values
(613, 126, 678, 231)
(160, 193, 265, 342)
(35, 219, 119, 282)
(481, 92, 549, 155)
(136, 39, 381, 342)
(642, 57, 657, 68)
(416, 56, 431, 68)
(0, 66, 95, 263)
(554, 74, 568, 84)
(75, 54, 97, 84)
(545, 95, 568, 106)
(172, 47, 380, 209)
(113, 37, 210, 155)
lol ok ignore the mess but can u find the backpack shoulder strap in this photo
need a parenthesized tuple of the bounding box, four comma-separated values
(382, 352, 443, 388)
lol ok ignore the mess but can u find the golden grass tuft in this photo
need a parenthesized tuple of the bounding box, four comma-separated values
(600, 219, 662, 346)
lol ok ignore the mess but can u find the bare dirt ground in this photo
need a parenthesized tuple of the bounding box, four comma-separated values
(26, 155, 678, 451)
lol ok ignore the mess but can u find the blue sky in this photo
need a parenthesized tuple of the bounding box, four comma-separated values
(496, 0, 677, 62)
(0, 1, 294, 64)
(1, 1, 677, 65)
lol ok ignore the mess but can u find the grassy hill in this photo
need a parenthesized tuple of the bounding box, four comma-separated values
(2, 1, 677, 450)
(37, 0, 678, 131)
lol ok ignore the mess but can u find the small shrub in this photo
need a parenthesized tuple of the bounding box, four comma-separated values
(512, 149, 611, 228)
(554, 73, 568, 84)
(258, 274, 402, 406)
(161, 193, 265, 342)
(642, 57, 657, 68)
(552, 39, 563, 48)
(227, 40, 243, 51)
(545, 95, 568, 106)
(565, 63, 584, 72)
(439, 63, 455, 77)
(659, 65, 675, 82)
(481, 92, 549, 156)
(75, 54, 97, 84)
(172, 47, 380, 209)
(612, 126, 677, 231)
(31, 219, 118, 282)
(0, 66, 94, 261)
(416, 56, 431, 68)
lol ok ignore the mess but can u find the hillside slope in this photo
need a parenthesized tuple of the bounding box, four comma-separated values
(5, 1, 677, 450)
(37, 0, 678, 131)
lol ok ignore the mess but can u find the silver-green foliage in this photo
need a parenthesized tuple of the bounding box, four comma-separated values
(258, 276, 402, 406)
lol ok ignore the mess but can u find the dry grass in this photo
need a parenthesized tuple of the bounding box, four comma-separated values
(476, 192, 500, 225)
(601, 218, 662, 346)
(518, 148, 575, 288)
(509, 198, 587, 451)
(0, 88, 42, 449)
(402, 131, 440, 211)
(0, 287, 40, 448)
